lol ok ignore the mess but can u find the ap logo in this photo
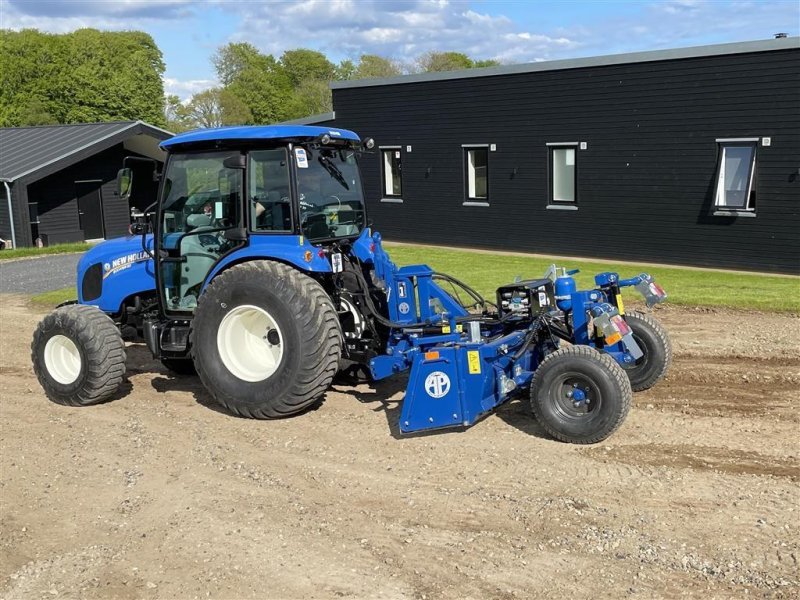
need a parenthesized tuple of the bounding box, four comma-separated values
(424, 371, 450, 399)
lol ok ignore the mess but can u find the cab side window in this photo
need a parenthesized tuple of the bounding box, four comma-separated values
(249, 149, 292, 232)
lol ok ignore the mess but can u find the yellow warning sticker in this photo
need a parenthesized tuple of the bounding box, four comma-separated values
(617, 294, 625, 315)
(467, 350, 481, 374)
(442, 325, 451, 333)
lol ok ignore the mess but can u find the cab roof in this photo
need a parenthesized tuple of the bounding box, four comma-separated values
(160, 125, 360, 149)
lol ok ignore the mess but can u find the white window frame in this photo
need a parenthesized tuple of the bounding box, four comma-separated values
(546, 142, 579, 210)
(379, 146, 403, 203)
(713, 138, 757, 215)
(462, 144, 489, 207)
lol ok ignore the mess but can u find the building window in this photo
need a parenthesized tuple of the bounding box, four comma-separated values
(549, 145, 577, 204)
(713, 142, 756, 212)
(464, 146, 488, 203)
(380, 147, 402, 200)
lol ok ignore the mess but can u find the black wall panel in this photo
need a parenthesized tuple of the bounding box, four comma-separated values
(332, 48, 800, 273)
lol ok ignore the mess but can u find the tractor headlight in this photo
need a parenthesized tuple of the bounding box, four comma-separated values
(363, 137, 375, 150)
(319, 133, 331, 145)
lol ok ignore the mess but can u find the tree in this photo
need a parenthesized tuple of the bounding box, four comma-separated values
(292, 79, 332, 115)
(335, 59, 356, 81)
(353, 54, 402, 79)
(280, 49, 335, 87)
(212, 42, 276, 86)
(164, 94, 192, 132)
(417, 51, 474, 72)
(0, 28, 166, 127)
(186, 88, 252, 128)
(228, 68, 294, 124)
(473, 59, 501, 68)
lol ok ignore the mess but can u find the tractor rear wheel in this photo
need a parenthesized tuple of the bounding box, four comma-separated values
(31, 305, 127, 406)
(530, 346, 632, 444)
(622, 311, 672, 391)
(191, 260, 342, 419)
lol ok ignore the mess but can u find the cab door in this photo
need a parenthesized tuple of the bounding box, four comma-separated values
(157, 151, 244, 313)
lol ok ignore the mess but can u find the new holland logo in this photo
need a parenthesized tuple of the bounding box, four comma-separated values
(424, 371, 450, 399)
(102, 250, 149, 279)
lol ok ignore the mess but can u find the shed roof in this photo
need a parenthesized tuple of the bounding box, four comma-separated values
(0, 120, 173, 183)
(331, 36, 799, 90)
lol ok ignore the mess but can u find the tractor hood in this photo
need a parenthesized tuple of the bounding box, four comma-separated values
(77, 235, 156, 314)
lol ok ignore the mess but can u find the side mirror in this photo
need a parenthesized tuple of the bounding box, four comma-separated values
(117, 168, 133, 201)
(223, 154, 246, 170)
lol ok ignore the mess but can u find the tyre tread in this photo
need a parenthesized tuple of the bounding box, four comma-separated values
(31, 304, 127, 407)
(192, 260, 342, 419)
(530, 345, 632, 444)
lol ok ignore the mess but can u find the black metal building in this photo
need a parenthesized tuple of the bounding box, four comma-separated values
(327, 38, 800, 274)
(0, 121, 171, 248)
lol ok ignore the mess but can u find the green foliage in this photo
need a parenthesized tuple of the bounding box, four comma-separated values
(280, 49, 335, 87)
(0, 28, 165, 127)
(352, 54, 402, 79)
(202, 44, 504, 125)
(185, 88, 253, 128)
(417, 51, 474, 72)
(211, 42, 271, 86)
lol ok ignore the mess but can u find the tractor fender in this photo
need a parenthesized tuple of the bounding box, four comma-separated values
(201, 235, 332, 292)
(77, 235, 156, 314)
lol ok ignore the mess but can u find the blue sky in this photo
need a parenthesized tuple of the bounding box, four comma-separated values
(2, 0, 798, 99)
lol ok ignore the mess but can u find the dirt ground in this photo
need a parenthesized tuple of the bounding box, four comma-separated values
(1, 294, 798, 600)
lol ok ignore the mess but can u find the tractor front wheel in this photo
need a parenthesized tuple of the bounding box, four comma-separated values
(31, 305, 127, 406)
(622, 311, 672, 391)
(191, 260, 342, 419)
(530, 346, 632, 444)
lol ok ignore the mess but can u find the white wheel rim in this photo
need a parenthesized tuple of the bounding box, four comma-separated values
(217, 304, 284, 382)
(43, 334, 82, 385)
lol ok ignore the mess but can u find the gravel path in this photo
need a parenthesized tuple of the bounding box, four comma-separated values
(1, 298, 798, 599)
(0, 253, 82, 294)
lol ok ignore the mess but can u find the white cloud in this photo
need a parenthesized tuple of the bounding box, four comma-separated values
(163, 77, 218, 101)
(0, 0, 196, 31)
(224, 0, 580, 65)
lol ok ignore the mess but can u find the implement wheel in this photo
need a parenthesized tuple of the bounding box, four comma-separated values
(622, 311, 672, 391)
(191, 260, 342, 419)
(31, 305, 127, 406)
(530, 346, 632, 444)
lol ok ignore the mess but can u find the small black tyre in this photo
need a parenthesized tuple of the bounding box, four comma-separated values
(622, 311, 672, 392)
(160, 357, 196, 375)
(530, 346, 632, 444)
(31, 304, 127, 406)
(191, 260, 342, 419)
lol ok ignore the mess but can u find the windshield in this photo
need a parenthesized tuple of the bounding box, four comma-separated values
(295, 145, 366, 240)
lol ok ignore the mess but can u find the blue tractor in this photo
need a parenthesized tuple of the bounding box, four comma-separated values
(31, 125, 670, 444)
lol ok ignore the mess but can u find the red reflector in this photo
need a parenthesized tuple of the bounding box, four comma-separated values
(424, 351, 440, 360)
(370, 243, 375, 252)
(318, 249, 325, 258)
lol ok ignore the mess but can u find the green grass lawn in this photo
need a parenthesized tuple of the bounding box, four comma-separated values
(0, 242, 91, 261)
(386, 243, 800, 313)
(28, 243, 799, 313)
(30, 287, 78, 307)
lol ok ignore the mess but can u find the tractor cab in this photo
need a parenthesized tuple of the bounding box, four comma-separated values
(122, 125, 372, 314)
